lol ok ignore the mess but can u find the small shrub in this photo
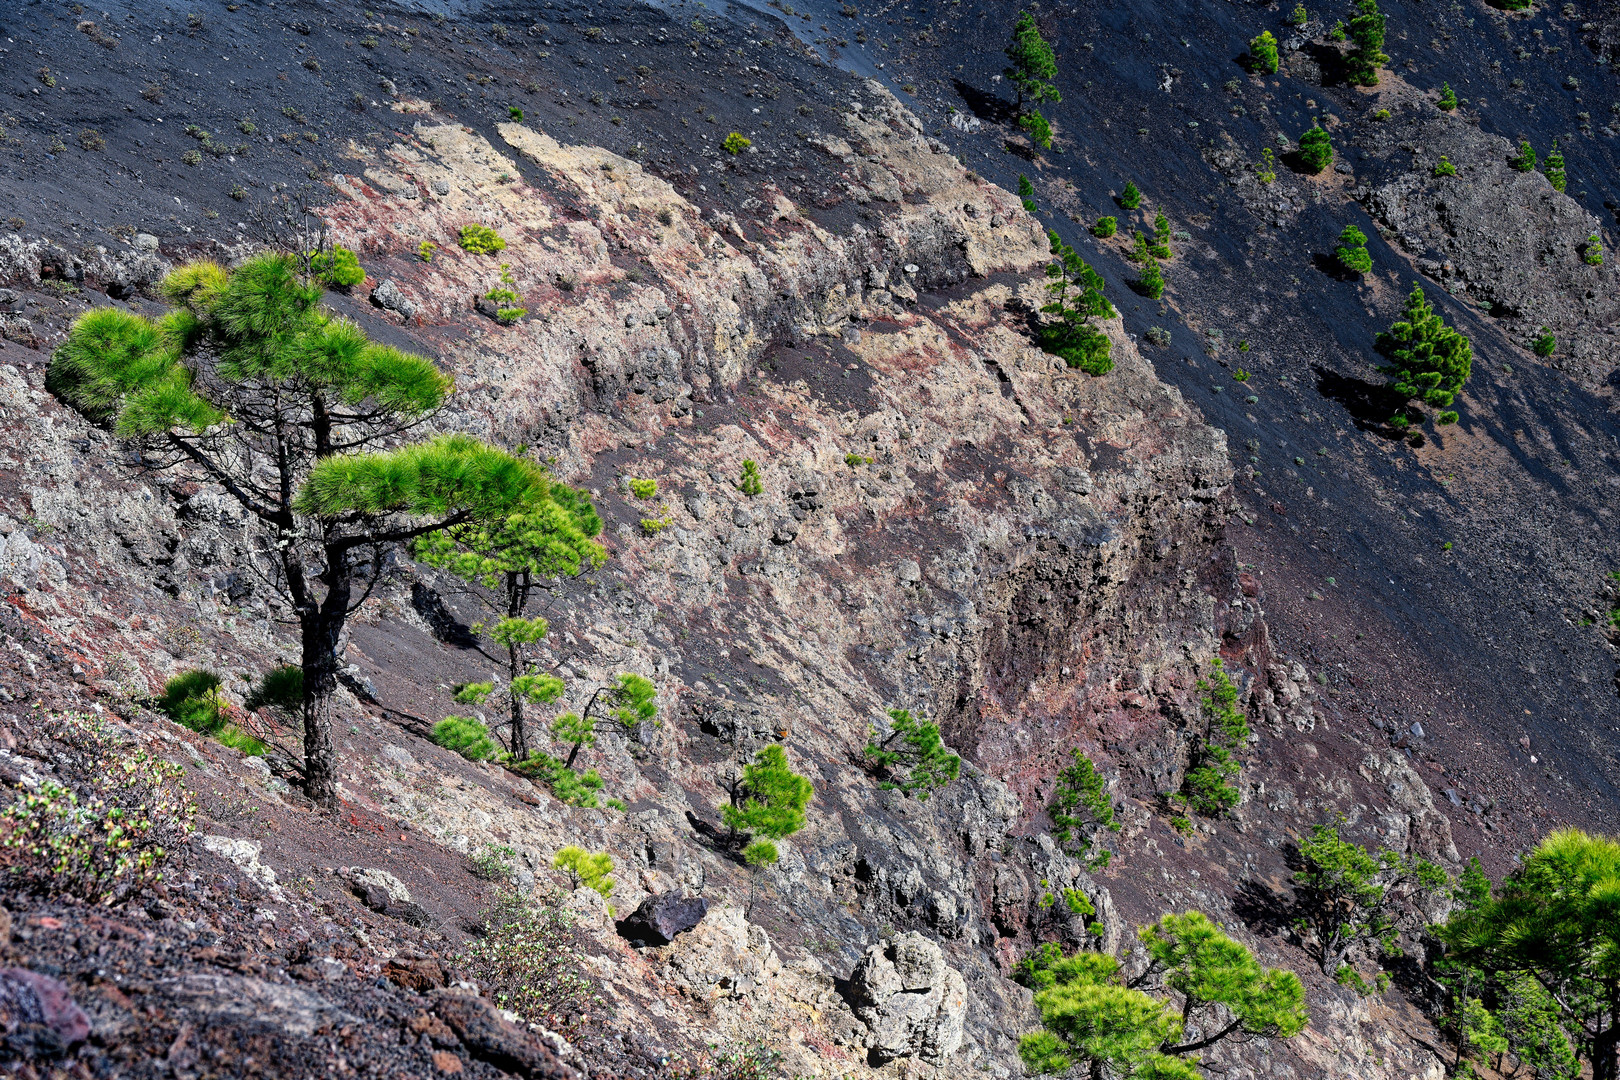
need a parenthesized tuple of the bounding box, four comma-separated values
(1437, 83, 1458, 111)
(1144, 326, 1172, 347)
(721, 745, 813, 843)
(182, 149, 202, 166)
(1532, 329, 1556, 357)
(508, 106, 524, 121)
(0, 734, 195, 903)
(1233, 368, 1251, 382)
(158, 670, 267, 755)
(1249, 30, 1280, 75)
(1049, 749, 1120, 869)
(459, 894, 594, 1035)
(1288, 4, 1310, 25)
(601, 672, 657, 730)
(1542, 140, 1566, 192)
(1119, 180, 1141, 209)
(419, 240, 437, 262)
(1585, 234, 1605, 265)
(459, 223, 508, 254)
(1092, 215, 1117, 238)
(1509, 139, 1536, 172)
(554, 845, 615, 900)
(485, 262, 526, 324)
(470, 844, 516, 880)
(1433, 156, 1456, 177)
(1330, 20, 1347, 40)
(1335, 224, 1373, 275)
(244, 664, 302, 725)
(628, 478, 657, 499)
(78, 128, 105, 151)
(229, 183, 247, 200)
(1298, 124, 1333, 173)
(308, 245, 366, 288)
(1255, 147, 1277, 185)
(1436, 410, 1459, 425)
(722, 132, 752, 155)
(737, 459, 764, 495)
(432, 715, 499, 761)
(1372, 108, 1391, 121)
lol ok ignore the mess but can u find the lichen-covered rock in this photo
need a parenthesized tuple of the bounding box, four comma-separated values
(848, 932, 968, 1064)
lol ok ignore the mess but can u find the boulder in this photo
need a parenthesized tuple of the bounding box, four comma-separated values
(433, 991, 572, 1080)
(346, 867, 431, 927)
(616, 892, 709, 946)
(371, 278, 419, 322)
(847, 932, 967, 1064)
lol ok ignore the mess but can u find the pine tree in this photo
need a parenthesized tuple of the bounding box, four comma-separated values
(1442, 829, 1620, 1080)
(1151, 211, 1173, 259)
(1039, 229, 1115, 375)
(1018, 174, 1038, 213)
(553, 845, 615, 900)
(1543, 140, 1566, 192)
(413, 495, 604, 758)
(1437, 82, 1458, 111)
(1020, 110, 1054, 150)
(1433, 156, 1457, 177)
(1379, 282, 1473, 420)
(1334, 224, 1372, 276)
(1346, 0, 1388, 87)
(1120, 180, 1142, 210)
(1298, 124, 1333, 173)
(1137, 255, 1165, 300)
(1249, 30, 1280, 74)
(864, 708, 962, 800)
(1004, 11, 1061, 115)
(1017, 913, 1308, 1079)
(721, 744, 814, 843)
(48, 253, 559, 808)
(1180, 659, 1250, 817)
(1049, 749, 1121, 868)
(1293, 818, 1448, 982)
(1509, 139, 1537, 172)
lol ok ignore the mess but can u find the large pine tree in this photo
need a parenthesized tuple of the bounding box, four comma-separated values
(50, 252, 590, 807)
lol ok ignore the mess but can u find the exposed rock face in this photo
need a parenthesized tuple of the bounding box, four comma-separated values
(1355, 106, 1617, 380)
(848, 932, 969, 1064)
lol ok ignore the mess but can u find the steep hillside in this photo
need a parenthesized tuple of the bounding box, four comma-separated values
(0, 1, 1614, 1079)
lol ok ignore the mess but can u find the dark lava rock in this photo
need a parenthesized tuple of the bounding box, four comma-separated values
(433, 991, 572, 1080)
(0, 967, 90, 1058)
(615, 892, 709, 946)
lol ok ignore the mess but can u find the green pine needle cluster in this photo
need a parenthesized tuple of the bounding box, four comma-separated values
(863, 708, 962, 801)
(459, 223, 508, 254)
(737, 459, 764, 495)
(553, 845, 615, 900)
(1298, 125, 1333, 174)
(1249, 30, 1279, 75)
(1346, 0, 1388, 87)
(308, 245, 366, 288)
(721, 744, 813, 859)
(157, 669, 267, 756)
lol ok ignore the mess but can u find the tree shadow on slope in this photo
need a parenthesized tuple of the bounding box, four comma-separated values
(952, 79, 1017, 125)
(1314, 365, 1408, 439)
(1231, 876, 1299, 939)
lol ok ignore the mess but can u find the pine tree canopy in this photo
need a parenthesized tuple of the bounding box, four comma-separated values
(1380, 283, 1473, 410)
(1004, 11, 1061, 110)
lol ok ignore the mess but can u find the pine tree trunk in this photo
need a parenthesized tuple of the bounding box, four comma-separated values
(1594, 989, 1620, 1080)
(298, 558, 352, 811)
(507, 639, 527, 759)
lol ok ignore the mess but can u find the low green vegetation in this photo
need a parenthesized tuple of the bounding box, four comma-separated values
(1254, 147, 1277, 185)
(1249, 30, 1279, 75)
(737, 459, 764, 495)
(628, 478, 657, 499)
(308, 245, 365, 288)
(157, 670, 267, 755)
(1017, 911, 1308, 1079)
(1021, 111, 1054, 150)
(1543, 140, 1566, 192)
(1532, 328, 1556, 357)
(1119, 180, 1142, 210)
(1049, 749, 1120, 868)
(1298, 124, 1333, 174)
(1018, 175, 1038, 214)
(419, 240, 437, 262)
(1584, 233, 1604, 265)
(1150, 211, 1173, 259)
(553, 845, 615, 901)
(1380, 282, 1473, 428)
(432, 714, 500, 761)
(1438, 83, 1458, 111)
(723, 132, 751, 154)
(1434, 156, 1457, 177)
(485, 263, 527, 325)
(459, 223, 508, 254)
(1509, 139, 1537, 172)
(1092, 215, 1117, 238)
(1334, 224, 1372, 275)
(863, 708, 962, 801)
